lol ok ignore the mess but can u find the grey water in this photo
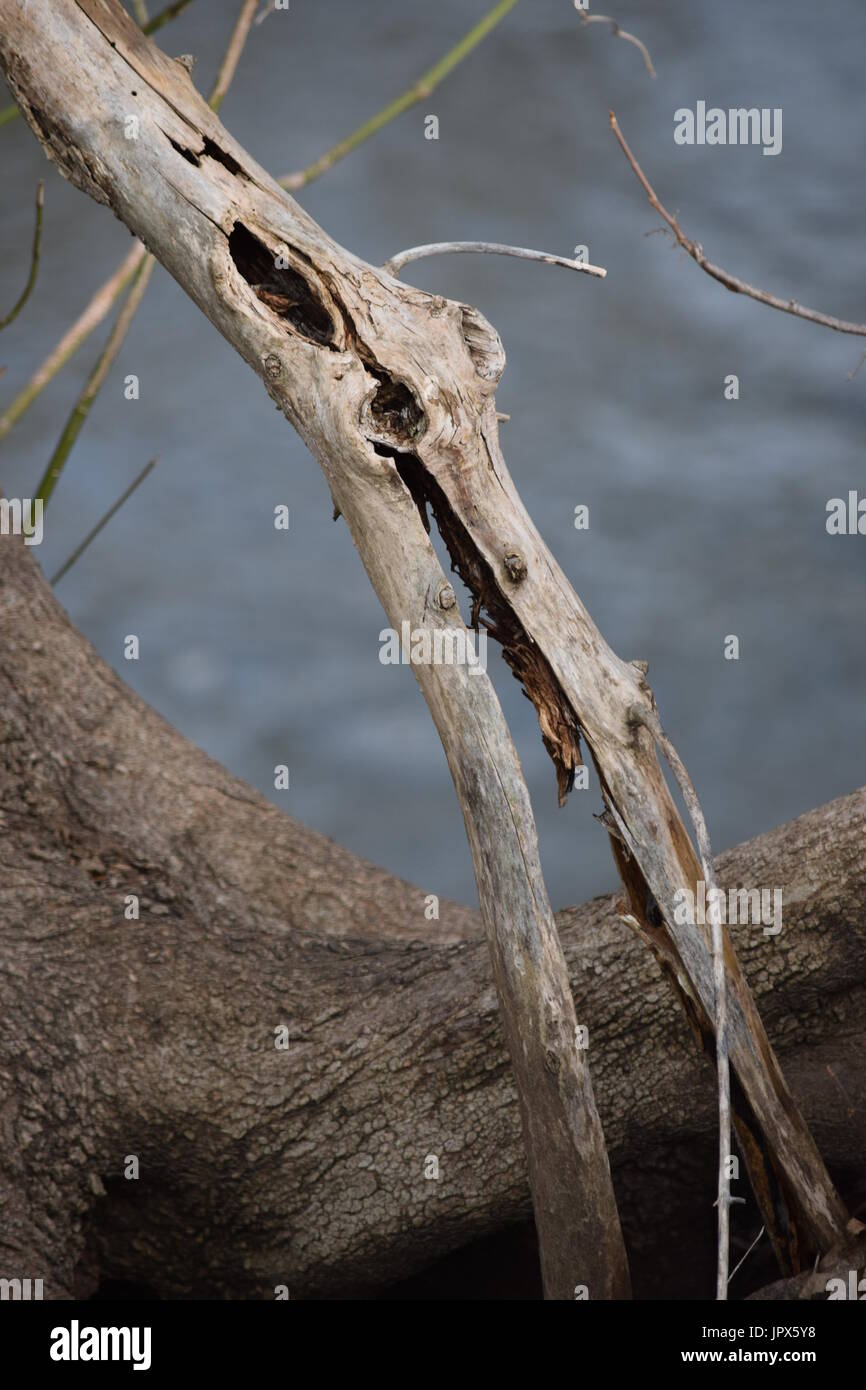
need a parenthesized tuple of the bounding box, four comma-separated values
(1, 0, 863, 912)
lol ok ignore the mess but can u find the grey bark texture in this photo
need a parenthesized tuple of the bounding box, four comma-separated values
(0, 0, 861, 1300)
(1, 535, 864, 1298)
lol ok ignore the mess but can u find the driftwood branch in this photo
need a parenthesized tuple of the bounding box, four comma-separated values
(0, 0, 630, 1299)
(0, 0, 851, 1296)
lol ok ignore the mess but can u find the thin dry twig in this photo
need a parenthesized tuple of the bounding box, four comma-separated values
(209, 0, 257, 113)
(0, 181, 43, 331)
(729, 1226, 765, 1286)
(630, 702, 731, 1300)
(51, 457, 158, 586)
(609, 110, 866, 339)
(382, 240, 607, 280)
(575, 4, 656, 78)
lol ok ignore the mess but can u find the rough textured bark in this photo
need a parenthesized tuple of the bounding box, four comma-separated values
(0, 0, 857, 1296)
(1, 534, 865, 1299)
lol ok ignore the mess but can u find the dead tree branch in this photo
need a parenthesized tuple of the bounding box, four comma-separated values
(382, 241, 607, 280)
(609, 110, 866, 338)
(0, 0, 851, 1296)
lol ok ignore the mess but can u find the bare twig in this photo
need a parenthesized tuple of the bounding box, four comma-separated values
(609, 110, 866, 339)
(729, 1226, 765, 1286)
(383, 240, 607, 279)
(51, 458, 158, 586)
(575, 4, 656, 78)
(0, 181, 43, 331)
(209, 0, 257, 113)
(34, 255, 156, 509)
(131, 0, 150, 25)
(630, 702, 731, 1299)
(847, 349, 866, 380)
(279, 0, 519, 189)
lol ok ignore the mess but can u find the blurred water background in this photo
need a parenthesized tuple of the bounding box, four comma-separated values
(1, 0, 863, 910)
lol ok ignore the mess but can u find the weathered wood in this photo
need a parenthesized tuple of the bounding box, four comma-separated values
(0, 0, 631, 1299)
(0, 0, 849, 1289)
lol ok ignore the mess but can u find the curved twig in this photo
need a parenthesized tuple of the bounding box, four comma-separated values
(383, 240, 607, 279)
(575, 6, 656, 78)
(610, 110, 866, 338)
(0, 181, 43, 331)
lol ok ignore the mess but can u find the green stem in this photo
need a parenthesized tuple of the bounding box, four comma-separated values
(34, 255, 155, 510)
(142, 0, 195, 36)
(280, 0, 519, 189)
(0, 244, 146, 445)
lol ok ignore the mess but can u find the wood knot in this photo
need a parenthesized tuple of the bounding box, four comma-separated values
(503, 551, 527, 583)
(437, 583, 457, 610)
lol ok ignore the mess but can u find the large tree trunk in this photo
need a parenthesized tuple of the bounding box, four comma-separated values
(1, 533, 864, 1298)
(1, 0, 862, 1299)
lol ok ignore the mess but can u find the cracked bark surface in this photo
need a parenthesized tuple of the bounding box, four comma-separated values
(0, 0, 859, 1297)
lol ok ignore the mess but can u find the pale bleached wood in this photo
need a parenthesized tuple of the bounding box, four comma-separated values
(0, 0, 629, 1300)
(0, 0, 849, 1292)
